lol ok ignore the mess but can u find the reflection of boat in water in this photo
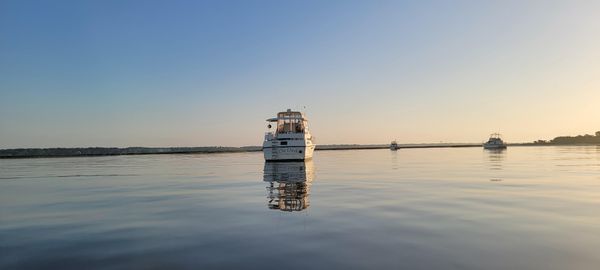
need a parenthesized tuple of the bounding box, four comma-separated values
(486, 148, 505, 181)
(483, 133, 507, 150)
(390, 140, 400, 150)
(487, 148, 505, 170)
(264, 161, 314, 212)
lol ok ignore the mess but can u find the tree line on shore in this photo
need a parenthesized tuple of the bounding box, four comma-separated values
(534, 131, 600, 145)
(0, 146, 262, 158)
(2, 131, 598, 158)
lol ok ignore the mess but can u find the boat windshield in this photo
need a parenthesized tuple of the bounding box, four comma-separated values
(276, 111, 306, 133)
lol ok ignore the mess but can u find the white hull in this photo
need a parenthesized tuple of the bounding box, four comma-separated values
(483, 144, 507, 150)
(263, 144, 315, 161)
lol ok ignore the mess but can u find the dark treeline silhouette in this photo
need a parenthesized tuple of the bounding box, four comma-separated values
(0, 143, 483, 158)
(0, 146, 262, 158)
(534, 131, 600, 145)
(2, 134, 598, 158)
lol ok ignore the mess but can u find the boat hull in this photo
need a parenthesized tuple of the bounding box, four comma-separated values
(263, 145, 315, 161)
(483, 144, 507, 150)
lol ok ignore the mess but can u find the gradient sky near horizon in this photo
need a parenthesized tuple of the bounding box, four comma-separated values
(1, 0, 599, 148)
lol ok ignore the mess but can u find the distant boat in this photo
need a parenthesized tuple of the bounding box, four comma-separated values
(390, 140, 400, 150)
(483, 133, 507, 149)
(263, 109, 315, 161)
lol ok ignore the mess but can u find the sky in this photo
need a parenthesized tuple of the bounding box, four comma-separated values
(1, 0, 599, 148)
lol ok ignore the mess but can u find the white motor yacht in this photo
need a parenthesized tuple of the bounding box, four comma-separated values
(483, 133, 507, 149)
(263, 109, 315, 161)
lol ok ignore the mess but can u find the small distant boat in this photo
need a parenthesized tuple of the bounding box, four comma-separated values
(390, 140, 400, 150)
(263, 109, 315, 161)
(483, 133, 507, 149)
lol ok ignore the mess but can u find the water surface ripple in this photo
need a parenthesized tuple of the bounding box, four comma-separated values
(1, 146, 599, 269)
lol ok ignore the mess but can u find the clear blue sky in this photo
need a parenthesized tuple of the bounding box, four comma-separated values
(1, 0, 599, 148)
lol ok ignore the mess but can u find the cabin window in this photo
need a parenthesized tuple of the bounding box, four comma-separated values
(280, 141, 288, 145)
(276, 112, 305, 133)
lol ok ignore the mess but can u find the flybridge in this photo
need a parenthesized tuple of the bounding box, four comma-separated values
(267, 109, 309, 135)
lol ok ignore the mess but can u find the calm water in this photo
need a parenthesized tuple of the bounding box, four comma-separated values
(1, 146, 600, 269)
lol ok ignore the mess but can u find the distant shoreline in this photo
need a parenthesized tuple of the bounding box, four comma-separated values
(1, 143, 598, 159)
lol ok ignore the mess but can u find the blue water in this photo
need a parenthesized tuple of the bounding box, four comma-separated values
(1, 146, 600, 269)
